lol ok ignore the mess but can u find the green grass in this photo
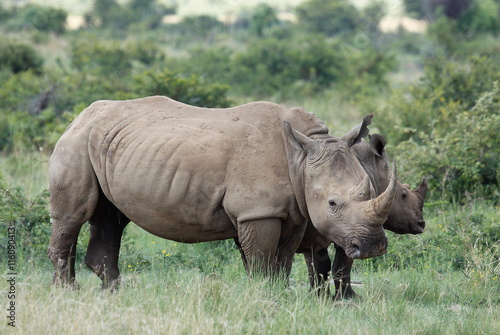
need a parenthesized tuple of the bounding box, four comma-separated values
(2, 248, 498, 335)
(0, 151, 48, 198)
(2, 189, 497, 334)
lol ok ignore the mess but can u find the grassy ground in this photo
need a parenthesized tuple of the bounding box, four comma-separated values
(0, 109, 498, 334)
(1, 244, 498, 334)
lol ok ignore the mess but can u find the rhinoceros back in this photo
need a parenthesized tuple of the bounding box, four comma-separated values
(55, 96, 298, 242)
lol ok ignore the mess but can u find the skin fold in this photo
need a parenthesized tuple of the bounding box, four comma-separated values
(48, 97, 396, 289)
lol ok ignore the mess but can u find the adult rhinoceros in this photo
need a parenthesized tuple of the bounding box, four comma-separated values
(48, 96, 396, 289)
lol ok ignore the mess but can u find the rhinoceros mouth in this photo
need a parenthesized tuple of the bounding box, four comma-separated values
(346, 245, 361, 259)
(345, 237, 387, 259)
(411, 219, 425, 234)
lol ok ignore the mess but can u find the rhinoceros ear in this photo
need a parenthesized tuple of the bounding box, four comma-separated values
(283, 121, 315, 151)
(369, 134, 386, 157)
(341, 114, 373, 147)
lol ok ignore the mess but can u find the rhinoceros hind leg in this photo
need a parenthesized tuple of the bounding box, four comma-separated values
(48, 221, 82, 288)
(48, 172, 98, 287)
(237, 218, 281, 278)
(85, 195, 129, 291)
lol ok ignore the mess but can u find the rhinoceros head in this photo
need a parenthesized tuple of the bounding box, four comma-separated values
(283, 121, 396, 259)
(352, 133, 428, 235)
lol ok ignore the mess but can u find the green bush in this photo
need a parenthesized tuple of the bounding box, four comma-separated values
(0, 40, 43, 74)
(18, 4, 67, 34)
(458, 0, 500, 34)
(132, 68, 231, 108)
(70, 38, 132, 76)
(0, 174, 50, 264)
(231, 38, 300, 96)
(229, 35, 394, 97)
(249, 3, 279, 37)
(380, 54, 500, 144)
(392, 83, 500, 199)
(173, 15, 225, 41)
(295, 0, 360, 36)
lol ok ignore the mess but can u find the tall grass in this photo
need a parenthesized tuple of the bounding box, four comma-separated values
(2, 250, 498, 335)
(0, 151, 48, 198)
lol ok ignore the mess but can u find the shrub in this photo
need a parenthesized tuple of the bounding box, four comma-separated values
(249, 3, 279, 37)
(70, 38, 132, 76)
(125, 40, 166, 66)
(0, 40, 43, 74)
(176, 46, 234, 85)
(457, 0, 500, 35)
(0, 175, 51, 264)
(132, 68, 231, 108)
(295, 0, 360, 36)
(19, 4, 67, 34)
(231, 38, 300, 96)
(393, 83, 500, 199)
(380, 54, 500, 144)
(173, 15, 225, 41)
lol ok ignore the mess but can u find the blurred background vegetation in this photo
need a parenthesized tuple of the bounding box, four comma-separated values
(0, 0, 498, 296)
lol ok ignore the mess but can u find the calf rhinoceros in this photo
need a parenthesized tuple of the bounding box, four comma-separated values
(47, 96, 396, 289)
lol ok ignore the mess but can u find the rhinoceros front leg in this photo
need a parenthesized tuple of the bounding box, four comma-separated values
(304, 247, 333, 298)
(237, 218, 281, 278)
(332, 244, 356, 299)
(84, 201, 129, 291)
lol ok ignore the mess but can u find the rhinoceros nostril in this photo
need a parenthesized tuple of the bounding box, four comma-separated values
(346, 240, 361, 259)
(418, 220, 426, 229)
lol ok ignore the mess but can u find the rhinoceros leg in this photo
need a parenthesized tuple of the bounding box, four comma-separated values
(275, 223, 308, 279)
(48, 221, 81, 287)
(304, 247, 332, 297)
(332, 245, 356, 299)
(237, 218, 281, 277)
(233, 238, 248, 269)
(48, 160, 99, 287)
(84, 194, 129, 290)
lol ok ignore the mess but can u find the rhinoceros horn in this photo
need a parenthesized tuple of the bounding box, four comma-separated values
(364, 162, 397, 226)
(350, 174, 372, 201)
(415, 177, 428, 199)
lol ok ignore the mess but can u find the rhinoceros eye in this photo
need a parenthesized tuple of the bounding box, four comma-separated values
(328, 199, 337, 206)
(401, 191, 408, 201)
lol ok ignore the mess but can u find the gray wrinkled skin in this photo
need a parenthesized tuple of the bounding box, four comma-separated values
(47, 96, 394, 289)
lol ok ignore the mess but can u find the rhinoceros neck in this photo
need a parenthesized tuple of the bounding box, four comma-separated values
(281, 132, 310, 223)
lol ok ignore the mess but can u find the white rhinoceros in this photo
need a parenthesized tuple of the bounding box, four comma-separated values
(48, 96, 396, 289)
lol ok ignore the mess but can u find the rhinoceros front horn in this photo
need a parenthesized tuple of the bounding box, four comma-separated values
(364, 162, 397, 226)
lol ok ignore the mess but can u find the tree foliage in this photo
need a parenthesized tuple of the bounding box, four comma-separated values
(393, 83, 500, 199)
(249, 3, 279, 37)
(0, 40, 43, 74)
(296, 0, 360, 36)
(19, 4, 68, 34)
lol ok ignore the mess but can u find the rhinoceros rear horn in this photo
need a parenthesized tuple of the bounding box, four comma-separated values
(350, 174, 372, 201)
(365, 162, 397, 226)
(415, 177, 428, 200)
